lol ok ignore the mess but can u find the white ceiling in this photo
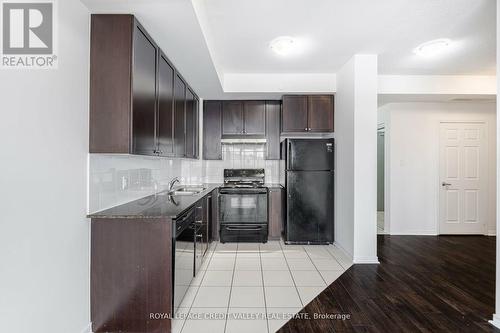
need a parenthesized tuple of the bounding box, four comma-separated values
(198, 0, 495, 75)
(81, 0, 496, 99)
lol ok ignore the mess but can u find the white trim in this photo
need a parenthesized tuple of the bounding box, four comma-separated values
(390, 231, 438, 236)
(333, 241, 353, 261)
(488, 229, 497, 236)
(353, 256, 380, 264)
(80, 322, 92, 333)
(490, 314, 500, 329)
(384, 120, 391, 235)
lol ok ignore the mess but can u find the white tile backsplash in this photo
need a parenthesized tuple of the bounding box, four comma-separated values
(88, 154, 183, 213)
(88, 144, 282, 213)
(203, 144, 281, 184)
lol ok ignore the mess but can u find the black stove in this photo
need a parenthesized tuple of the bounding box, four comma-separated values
(219, 169, 268, 243)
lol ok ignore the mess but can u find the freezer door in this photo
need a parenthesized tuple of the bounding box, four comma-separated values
(288, 139, 335, 171)
(286, 171, 334, 244)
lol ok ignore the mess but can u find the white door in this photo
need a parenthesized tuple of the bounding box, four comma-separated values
(439, 122, 487, 234)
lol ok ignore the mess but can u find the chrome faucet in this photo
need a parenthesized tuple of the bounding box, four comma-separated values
(169, 177, 180, 191)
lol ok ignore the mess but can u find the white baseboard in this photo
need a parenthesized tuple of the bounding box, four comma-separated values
(81, 322, 92, 333)
(487, 229, 496, 236)
(353, 256, 380, 264)
(332, 241, 353, 260)
(489, 314, 500, 329)
(389, 231, 438, 236)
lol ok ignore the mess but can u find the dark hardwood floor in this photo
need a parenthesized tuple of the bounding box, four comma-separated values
(278, 235, 498, 333)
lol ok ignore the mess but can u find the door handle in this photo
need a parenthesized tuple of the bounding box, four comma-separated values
(442, 182, 452, 187)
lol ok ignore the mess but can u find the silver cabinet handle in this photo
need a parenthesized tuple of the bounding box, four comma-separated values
(442, 182, 452, 186)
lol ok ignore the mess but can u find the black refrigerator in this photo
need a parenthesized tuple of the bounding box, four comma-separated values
(282, 139, 334, 244)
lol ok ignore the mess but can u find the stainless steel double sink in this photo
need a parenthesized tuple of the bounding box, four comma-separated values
(168, 186, 206, 196)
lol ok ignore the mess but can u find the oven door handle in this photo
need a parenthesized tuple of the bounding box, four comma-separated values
(219, 190, 268, 194)
(225, 226, 264, 231)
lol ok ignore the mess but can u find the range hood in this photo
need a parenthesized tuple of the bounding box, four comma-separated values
(221, 138, 267, 144)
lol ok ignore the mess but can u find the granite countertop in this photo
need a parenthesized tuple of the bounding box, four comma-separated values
(88, 184, 221, 220)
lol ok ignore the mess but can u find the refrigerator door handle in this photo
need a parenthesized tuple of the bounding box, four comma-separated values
(288, 140, 292, 170)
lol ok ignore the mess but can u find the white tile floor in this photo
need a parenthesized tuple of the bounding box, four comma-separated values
(173, 240, 352, 333)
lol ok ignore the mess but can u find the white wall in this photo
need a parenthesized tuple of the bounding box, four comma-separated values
(0, 1, 91, 332)
(335, 55, 379, 263)
(335, 58, 355, 257)
(379, 102, 497, 235)
(493, 0, 500, 326)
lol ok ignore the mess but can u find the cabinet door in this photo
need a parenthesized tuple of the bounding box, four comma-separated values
(203, 195, 213, 244)
(265, 101, 281, 160)
(157, 53, 174, 156)
(243, 101, 266, 135)
(203, 101, 222, 160)
(194, 97, 200, 159)
(222, 101, 243, 135)
(308, 95, 334, 132)
(268, 188, 284, 240)
(173, 74, 186, 157)
(185, 89, 195, 158)
(282, 95, 308, 133)
(131, 24, 158, 155)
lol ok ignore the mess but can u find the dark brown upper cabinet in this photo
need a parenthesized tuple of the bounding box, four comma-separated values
(222, 101, 266, 137)
(185, 89, 197, 158)
(282, 95, 308, 133)
(173, 74, 186, 157)
(131, 24, 158, 155)
(243, 101, 266, 135)
(194, 97, 200, 159)
(265, 101, 281, 160)
(89, 14, 199, 158)
(203, 101, 222, 160)
(222, 101, 243, 135)
(282, 95, 334, 133)
(156, 52, 175, 157)
(308, 95, 334, 132)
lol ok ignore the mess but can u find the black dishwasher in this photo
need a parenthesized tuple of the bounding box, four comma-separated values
(172, 208, 195, 315)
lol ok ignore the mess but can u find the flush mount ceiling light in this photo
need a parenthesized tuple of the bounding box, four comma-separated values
(269, 36, 297, 56)
(414, 38, 452, 57)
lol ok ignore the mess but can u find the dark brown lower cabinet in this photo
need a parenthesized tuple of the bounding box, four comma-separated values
(91, 218, 172, 333)
(268, 188, 284, 240)
(211, 188, 220, 241)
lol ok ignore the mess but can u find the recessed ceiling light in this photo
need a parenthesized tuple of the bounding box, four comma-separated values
(414, 38, 452, 57)
(269, 36, 297, 56)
